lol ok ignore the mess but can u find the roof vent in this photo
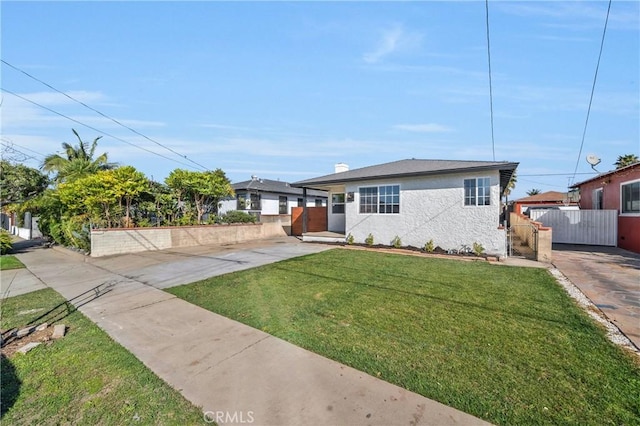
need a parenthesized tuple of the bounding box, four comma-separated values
(335, 163, 349, 173)
(251, 175, 258, 181)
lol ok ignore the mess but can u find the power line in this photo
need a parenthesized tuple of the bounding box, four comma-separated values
(1, 59, 210, 171)
(0, 138, 46, 159)
(485, 0, 496, 161)
(1, 88, 200, 170)
(571, 0, 612, 182)
(519, 172, 594, 177)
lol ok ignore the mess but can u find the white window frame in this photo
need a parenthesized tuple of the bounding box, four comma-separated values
(358, 184, 400, 215)
(593, 187, 604, 210)
(620, 178, 640, 216)
(464, 177, 491, 206)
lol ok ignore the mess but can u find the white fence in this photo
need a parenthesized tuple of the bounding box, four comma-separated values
(529, 209, 617, 246)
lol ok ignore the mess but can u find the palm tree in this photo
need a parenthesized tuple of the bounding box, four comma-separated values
(42, 129, 116, 183)
(614, 154, 639, 169)
(526, 188, 541, 196)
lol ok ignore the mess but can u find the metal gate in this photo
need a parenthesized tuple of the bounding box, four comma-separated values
(529, 209, 617, 246)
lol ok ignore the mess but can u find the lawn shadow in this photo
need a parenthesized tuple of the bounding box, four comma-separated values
(0, 353, 20, 418)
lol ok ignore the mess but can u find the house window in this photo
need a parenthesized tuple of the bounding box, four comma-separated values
(279, 196, 288, 214)
(621, 180, 640, 214)
(297, 198, 304, 207)
(331, 193, 345, 214)
(593, 188, 603, 210)
(237, 193, 261, 210)
(359, 185, 400, 214)
(464, 178, 491, 206)
(315, 199, 323, 207)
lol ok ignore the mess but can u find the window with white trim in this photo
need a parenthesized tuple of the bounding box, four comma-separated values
(593, 188, 603, 210)
(359, 185, 400, 214)
(621, 180, 640, 214)
(464, 178, 491, 206)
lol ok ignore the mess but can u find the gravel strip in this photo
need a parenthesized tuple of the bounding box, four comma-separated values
(548, 267, 639, 355)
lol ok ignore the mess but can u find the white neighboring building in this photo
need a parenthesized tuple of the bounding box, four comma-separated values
(293, 159, 518, 257)
(219, 176, 327, 217)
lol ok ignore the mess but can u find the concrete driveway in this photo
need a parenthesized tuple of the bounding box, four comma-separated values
(86, 236, 330, 289)
(552, 244, 640, 350)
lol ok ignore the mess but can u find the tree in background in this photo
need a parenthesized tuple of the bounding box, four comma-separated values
(0, 160, 49, 207)
(42, 129, 116, 183)
(526, 188, 541, 196)
(166, 169, 234, 224)
(614, 154, 639, 169)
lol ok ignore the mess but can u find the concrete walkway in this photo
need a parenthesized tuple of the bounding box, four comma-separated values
(552, 244, 640, 350)
(2, 238, 488, 425)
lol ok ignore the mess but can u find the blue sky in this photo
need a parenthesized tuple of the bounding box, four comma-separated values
(2, 1, 638, 199)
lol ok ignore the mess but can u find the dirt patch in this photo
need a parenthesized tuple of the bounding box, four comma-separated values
(1, 327, 55, 358)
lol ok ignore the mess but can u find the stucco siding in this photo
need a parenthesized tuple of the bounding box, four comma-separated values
(343, 172, 506, 256)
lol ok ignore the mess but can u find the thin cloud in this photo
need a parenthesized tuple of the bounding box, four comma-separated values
(393, 123, 453, 133)
(363, 24, 422, 64)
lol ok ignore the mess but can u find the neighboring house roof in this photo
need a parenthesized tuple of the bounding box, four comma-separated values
(514, 191, 575, 204)
(293, 159, 518, 195)
(570, 162, 640, 188)
(233, 177, 327, 198)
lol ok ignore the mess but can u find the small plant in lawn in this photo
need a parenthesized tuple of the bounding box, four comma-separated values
(0, 229, 13, 255)
(365, 233, 374, 246)
(391, 236, 402, 248)
(346, 233, 355, 245)
(472, 242, 485, 256)
(424, 239, 435, 253)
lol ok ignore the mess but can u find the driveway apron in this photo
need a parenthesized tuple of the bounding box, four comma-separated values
(9, 238, 488, 425)
(552, 244, 640, 349)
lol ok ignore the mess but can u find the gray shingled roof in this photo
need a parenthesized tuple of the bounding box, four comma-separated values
(292, 159, 518, 194)
(233, 178, 327, 198)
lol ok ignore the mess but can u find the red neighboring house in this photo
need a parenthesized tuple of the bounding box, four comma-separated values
(570, 162, 640, 253)
(512, 191, 578, 215)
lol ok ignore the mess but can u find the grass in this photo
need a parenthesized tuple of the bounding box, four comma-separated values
(1, 288, 207, 425)
(167, 248, 640, 425)
(0, 255, 25, 270)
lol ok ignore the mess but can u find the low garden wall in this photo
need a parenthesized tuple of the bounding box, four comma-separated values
(510, 212, 552, 262)
(90, 222, 288, 257)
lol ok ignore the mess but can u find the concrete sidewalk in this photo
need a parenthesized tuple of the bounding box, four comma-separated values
(7, 239, 489, 426)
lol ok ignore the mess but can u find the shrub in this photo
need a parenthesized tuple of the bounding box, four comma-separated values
(472, 242, 485, 256)
(391, 236, 402, 248)
(424, 239, 435, 253)
(220, 210, 257, 224)
(365, 233, 374, 246)
(346, 233, 355, 245)
(0, 229, 12, 255)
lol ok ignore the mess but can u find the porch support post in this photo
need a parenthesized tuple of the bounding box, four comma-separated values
(302, 187, 308, 234)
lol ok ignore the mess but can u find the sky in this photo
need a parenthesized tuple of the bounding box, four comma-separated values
(1, 1, 638, 199)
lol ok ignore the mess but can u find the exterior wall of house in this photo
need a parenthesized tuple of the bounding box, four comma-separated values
(219, 193, 325, 215)
(576, 167, 640, 253)
(342, 171, 506, 256)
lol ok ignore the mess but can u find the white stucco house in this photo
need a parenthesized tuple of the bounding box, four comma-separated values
(219, 175, 327, 217)
(292, 159, 518, 257)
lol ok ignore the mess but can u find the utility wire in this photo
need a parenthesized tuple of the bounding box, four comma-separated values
(0, 138, 46, 159)
(571, 0, 612, 182)
(485, 0, 496, 161)
(1, 59, 209, 171)
(1, 88, 199, 170)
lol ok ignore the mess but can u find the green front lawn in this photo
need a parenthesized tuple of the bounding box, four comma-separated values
(167, 249, 640, 425)
(1, 288, 206, 424)
(0, 255, 25, 270)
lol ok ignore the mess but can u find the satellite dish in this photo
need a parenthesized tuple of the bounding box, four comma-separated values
(586, 154, 601, 166)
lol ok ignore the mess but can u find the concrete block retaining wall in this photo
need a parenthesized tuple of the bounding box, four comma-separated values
(90, 222, 288, 257)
